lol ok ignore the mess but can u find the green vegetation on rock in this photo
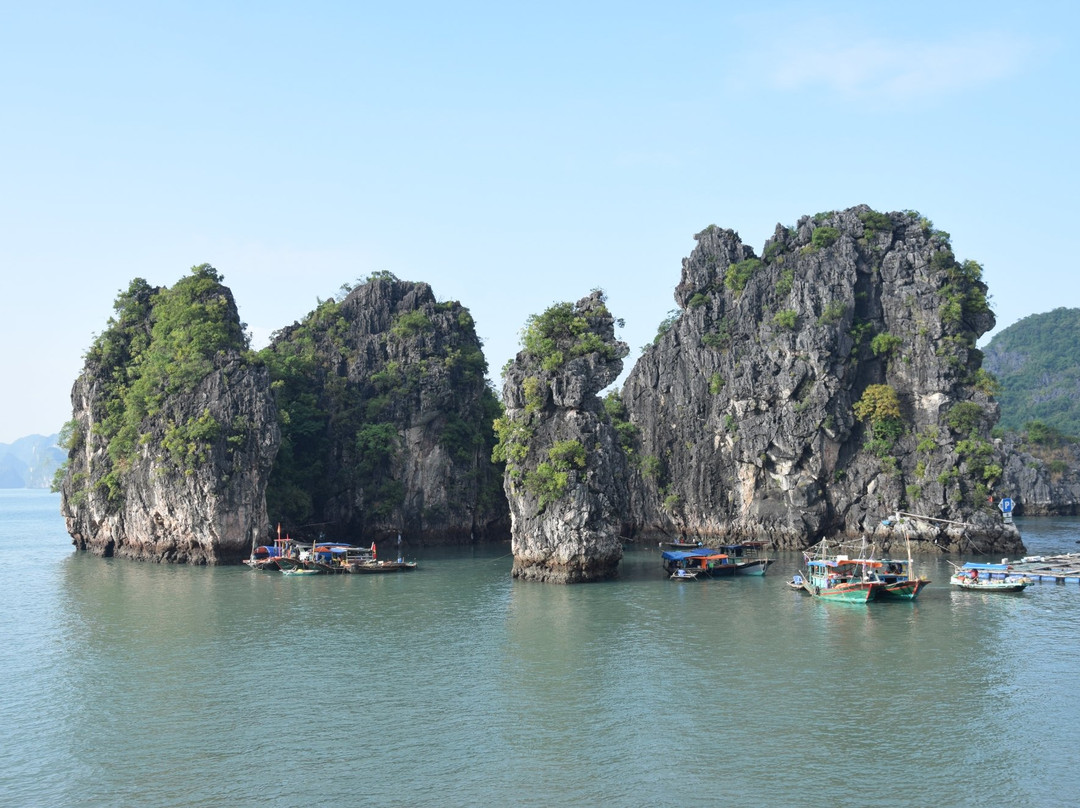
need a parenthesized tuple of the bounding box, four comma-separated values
(261, 278, 502, 533)
(522, 299, 624, 371)
(724, 258, 762, 295)
(76, 265, 253, 507)
(854, 384, 905, 457)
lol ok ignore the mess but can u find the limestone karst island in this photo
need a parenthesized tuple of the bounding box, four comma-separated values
(58, 206, 1042, 581)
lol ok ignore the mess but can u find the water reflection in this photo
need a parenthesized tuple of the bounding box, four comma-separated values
(4, 498, 1080, 807)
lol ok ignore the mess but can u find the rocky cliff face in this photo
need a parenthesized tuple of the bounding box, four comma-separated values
(496, 292, 629, 582)
(261, 274, 507, 545)
(621, 206, 1022, 555)
(60, 267, 279, 563)
(998, 434, 1080, 516)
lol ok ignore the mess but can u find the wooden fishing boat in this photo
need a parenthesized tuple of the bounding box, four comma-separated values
(716, 541, 774, 575)
(242, 545, 281, 571)
(867, 558, 930, 600)
(244, 527, 301, 571)
(799, 540, 886, 603)
(801, 557, 885, 602)
(950, 563, 1030, 592)
(661, 549, 735, 577)
(346, 559, 418, 574)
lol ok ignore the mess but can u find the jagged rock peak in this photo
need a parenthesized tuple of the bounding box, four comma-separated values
(497, 291, 630, 583)
(261, 272, 507, 545)
(622, 205, 1022, 556)
(60, 265, 279, 563)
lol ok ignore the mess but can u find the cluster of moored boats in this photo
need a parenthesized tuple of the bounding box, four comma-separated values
(244, 533, 417, 575)
(782, 539, 1033, 603)
(662, 535, 1041, 601)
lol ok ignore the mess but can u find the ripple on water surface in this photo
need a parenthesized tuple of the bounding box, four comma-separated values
(3, 498, 1080, 807)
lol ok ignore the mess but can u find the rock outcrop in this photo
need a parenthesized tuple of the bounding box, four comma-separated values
(997, 434, 1080, 516)
(60, 266, 279, 563)
(621, 207, 1023, 555)
(261, 274, 507, 544)
(496, 292, 629, 582)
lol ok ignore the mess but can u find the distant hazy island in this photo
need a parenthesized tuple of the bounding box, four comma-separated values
(0, 434, 64, 489)
(51, 206, 1080, 578)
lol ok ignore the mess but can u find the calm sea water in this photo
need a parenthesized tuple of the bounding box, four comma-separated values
(3, 489, 1080, 808)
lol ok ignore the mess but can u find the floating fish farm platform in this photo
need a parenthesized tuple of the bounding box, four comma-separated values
(996, 553, 1080, 584)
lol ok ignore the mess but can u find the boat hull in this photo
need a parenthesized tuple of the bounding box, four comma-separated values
(734, 559, 773, 576)
(346, 561, 418, 574)
(804, 580, 882, 603)
(877, 578, 929, 600)
(950, 576, 1029, 592)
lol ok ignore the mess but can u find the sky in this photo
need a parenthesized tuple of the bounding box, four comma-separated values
(2, 0, 1077, 444)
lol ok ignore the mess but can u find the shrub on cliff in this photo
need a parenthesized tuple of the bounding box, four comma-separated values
(854, 384, 905, 457)
(522, 298, 626, 371)
(78, 265, 254, 505)
(724, 258, 761, 295)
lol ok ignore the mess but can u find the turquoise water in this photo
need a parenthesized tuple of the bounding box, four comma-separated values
(3, 489, 1080, 807)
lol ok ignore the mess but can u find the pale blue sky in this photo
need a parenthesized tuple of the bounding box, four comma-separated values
(2, 0, 1076, 443)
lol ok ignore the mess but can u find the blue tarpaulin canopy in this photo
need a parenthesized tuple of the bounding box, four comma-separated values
(661, 549, 720, 561)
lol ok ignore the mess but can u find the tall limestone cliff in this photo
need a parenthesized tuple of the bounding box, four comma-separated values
(60, 265, 279, 563)
(260, 273, 507, 544)
(621, 206, 1022, 555)
(495, 292, 629, 583)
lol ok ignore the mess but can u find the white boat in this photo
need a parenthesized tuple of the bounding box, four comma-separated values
(950, 563, 1030, 592)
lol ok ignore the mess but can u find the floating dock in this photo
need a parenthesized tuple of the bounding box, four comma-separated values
(976, 553, 1080, 584)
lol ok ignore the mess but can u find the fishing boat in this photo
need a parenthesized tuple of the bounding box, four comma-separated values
(871, 560, 929, 600)
(950, 563, 1031, 592)
(244, 526, 301, 571)
(243, 544, 283, 571)
(343, 536, 418, 573)
(864, 543, 930, 600)
(347, 559, 418, 574)
(801, 557, 886, 602)
(715, 542, 775, 575)
(798, 540, 886, 603)
(661, 549, 735, 577)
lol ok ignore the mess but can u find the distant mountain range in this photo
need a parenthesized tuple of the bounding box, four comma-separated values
(0, 434, 65, 489)
(983, 307, 1080, 437)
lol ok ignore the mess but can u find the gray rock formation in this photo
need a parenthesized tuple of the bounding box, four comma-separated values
(998, 434, 1080, 516)
(262, 274, 507, 545)
(60, 267, 279, 563)
(621, 207, 1023, 556)
(497, 292, 629, 582)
